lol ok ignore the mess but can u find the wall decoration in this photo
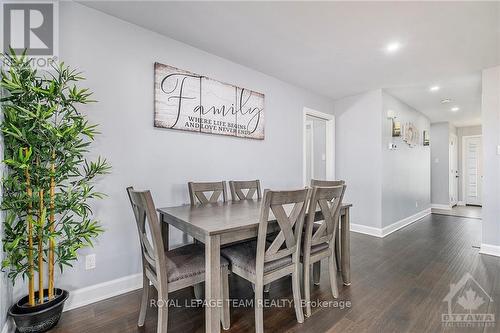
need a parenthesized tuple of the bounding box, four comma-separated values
(154, 62, 265, 139)
(402, 122, 419, 147)
(423, 130, 430, 146)
(392, 120, 401, 137)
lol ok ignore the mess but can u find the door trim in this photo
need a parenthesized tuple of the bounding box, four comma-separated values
(449, 133, 458, 206)
(461, 134, 482, 206)
(302, 107, 335, 186)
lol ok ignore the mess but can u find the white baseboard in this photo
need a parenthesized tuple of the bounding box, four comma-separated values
(1, 319, 14, 333)
(457, 201, 465, 206)
(350, 208, 431, 238)
(64, 273, 142, 312)
(350, 223, 383, 237)
(431, 204, 452, 210)
(381, 208, 431, 237)
(479, 244, 500, 258)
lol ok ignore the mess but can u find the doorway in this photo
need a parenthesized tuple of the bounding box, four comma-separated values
(302, 108, 335, 186)
(462, 135, 483, 206)
(449, 133, 459, 207)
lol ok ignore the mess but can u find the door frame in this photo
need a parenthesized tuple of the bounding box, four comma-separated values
(461, 134, 483, 206)
(449, 133, 458, 207)
(305, 119, 314, 181)
(302, 107, 335, 186)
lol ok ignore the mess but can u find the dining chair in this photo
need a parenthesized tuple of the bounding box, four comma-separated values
(126, 187, 231, 332)
(229, 180, 262, 201)
(302, 184, 346, 317)
(221, 188, 311, 333)
(309, 179, 346, 283)
(188, 181, 227, 205)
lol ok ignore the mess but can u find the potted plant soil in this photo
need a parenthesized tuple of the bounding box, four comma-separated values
(1, 49, 110, 333)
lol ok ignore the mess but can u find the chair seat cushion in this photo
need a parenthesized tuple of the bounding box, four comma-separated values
(220, 240, 292, 276)
(166, 244, 229, 283)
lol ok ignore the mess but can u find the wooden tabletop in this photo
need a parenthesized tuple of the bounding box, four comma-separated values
(157, 199, 352, 236)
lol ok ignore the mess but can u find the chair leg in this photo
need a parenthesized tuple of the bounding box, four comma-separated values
(157, 296, 168, 333)
(335, 230, 341, 271)
(254, 281, 264, 333)
(328, 254, 339, 298)
(252, 283, 270, 293)
(292, 267, 304, 324)
(313, 262, 321, 285)
(138, 274, 150, 327)
(221, 267, 230, 330)
(303, 261, 312, 318)
(193, 282, 205, 300)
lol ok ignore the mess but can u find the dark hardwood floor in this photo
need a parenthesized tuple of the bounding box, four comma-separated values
(51, 214, 500, 333)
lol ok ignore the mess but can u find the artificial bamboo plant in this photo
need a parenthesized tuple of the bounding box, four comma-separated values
(1, 50, 109, 306)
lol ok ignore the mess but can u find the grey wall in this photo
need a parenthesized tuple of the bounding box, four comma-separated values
(456, 125, 482, 202)
(430, 122, 452, 205)
(12, 2, 335, 298)
(481, 66, 500, 246)
(334, 90, 383, 228)
(381, 91, 430, 227)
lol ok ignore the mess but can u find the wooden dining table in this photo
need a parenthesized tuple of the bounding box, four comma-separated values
(158, 200, 352, 333)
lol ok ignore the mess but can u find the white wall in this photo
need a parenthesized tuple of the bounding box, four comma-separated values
(430, 122, 452, 206)
(10, 2, 335, 299)
(381, 92, 430, 227)
(334, 90, 383, 228)
(456, 125, 482, 203)
(481, 66, 500, 248)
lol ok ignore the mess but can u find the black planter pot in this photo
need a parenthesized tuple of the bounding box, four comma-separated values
(9, 289, 69, 333)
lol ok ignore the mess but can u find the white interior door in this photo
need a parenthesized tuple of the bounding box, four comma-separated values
(449, 134, 458, 206)
(464, 136, 483, 205)
(303, 108, 335, 186)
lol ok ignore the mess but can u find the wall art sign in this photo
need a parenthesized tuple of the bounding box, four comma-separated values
(402, 122, 420, 147)
(154, 62, 265, 139)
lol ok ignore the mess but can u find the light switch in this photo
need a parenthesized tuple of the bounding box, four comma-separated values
(321, 154, 326, 161)
(497, 145, 500, 155)
(435, 158, 439, 163)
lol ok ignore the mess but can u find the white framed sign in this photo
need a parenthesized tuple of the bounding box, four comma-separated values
(154, 62, 265, 139)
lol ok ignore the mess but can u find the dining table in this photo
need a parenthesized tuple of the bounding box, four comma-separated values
(157, 199, 352, 333)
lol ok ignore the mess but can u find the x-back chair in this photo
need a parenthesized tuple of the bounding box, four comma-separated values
(302, 184, 346, 317)
(229, 180, 262, 201)
(127, 187, 231, 332)
(221, 188, 311, 333)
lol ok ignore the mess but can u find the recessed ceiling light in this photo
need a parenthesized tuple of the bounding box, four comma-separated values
(385, 42, 401, 53)
(441, 99, 451, 104)
(429, 86, 440, 92)
(451, 106, 460, 112)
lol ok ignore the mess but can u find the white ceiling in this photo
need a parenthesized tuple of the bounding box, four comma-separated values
(81, 1, 500, 127)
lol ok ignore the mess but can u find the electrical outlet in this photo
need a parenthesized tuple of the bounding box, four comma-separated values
(497, 145, 500, 155)
(85, 254, 96, 270)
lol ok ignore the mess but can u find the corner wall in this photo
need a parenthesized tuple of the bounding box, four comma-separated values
(334, 90, 383, 230)
(430, 122, 452, 206)
(381, 91, 431, 228)
(480, 66, 500, 253)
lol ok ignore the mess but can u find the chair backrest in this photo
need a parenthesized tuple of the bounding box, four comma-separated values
(229, 180, 262, 201)
(126, 187, 167, 288)
(304, 185, 346, 250)
(188, 181, 227, 205)
(310, 179, 345, 187)
(256, 189, 311, 273)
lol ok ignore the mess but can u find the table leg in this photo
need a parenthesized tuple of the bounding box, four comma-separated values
(160, 214, 169, 251)
(340, 208, 351, 285)
(335, 221, 341, 271)
(205, 235, 221, 333)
